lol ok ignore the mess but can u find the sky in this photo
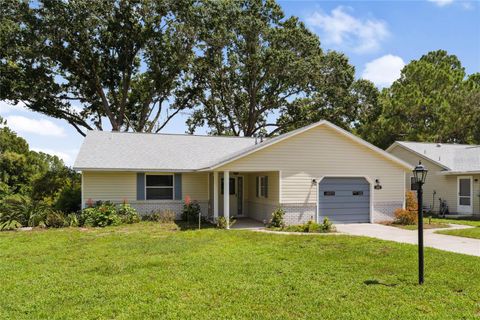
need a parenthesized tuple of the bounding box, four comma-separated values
(1, 0, 479, 167)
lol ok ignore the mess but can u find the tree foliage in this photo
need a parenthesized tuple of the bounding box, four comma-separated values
(0, 123, 80, 211)
(1, 0, 198, 135)
(187, 0, 377, 137)
(364, 50, 480, 148)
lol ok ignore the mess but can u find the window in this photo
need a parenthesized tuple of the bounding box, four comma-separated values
(221, 178, 236, 195)
(256, 176, 268, 198)
(352, 191, 364, 196)
(146, 175, 174, 200)
(324, 191, 335, 196)
(410, 177, 418, 191)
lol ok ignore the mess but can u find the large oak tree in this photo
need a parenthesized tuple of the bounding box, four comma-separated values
(186, 0, 377, 137)
(1, 0, 198, 136)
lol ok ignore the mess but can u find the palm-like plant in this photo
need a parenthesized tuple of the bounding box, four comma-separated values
(0, 195, 54, 230)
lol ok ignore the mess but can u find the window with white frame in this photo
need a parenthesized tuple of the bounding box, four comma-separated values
(256, 175, 268, 198)
(146, 174, 174, 200)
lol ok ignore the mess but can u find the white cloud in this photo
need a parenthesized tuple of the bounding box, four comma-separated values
(4, 115, 66, 137)
(306, 6, 389, 53)
(0, 101, 29, 114)
(427, 0, 454, 7)
(361, 54, 406, 87)
(31, 147, 78, 166)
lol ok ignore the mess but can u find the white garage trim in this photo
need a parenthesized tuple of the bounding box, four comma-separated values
(316, 175, 374, 223)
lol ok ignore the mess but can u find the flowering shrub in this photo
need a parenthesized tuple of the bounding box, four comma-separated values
(181, 198, 201, 222)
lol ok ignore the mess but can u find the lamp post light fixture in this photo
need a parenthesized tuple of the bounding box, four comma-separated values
(413, 161, 428, 285)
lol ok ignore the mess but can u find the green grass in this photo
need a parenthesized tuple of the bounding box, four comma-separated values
(1, 223, 479, 319)
(436, 227, 480, 239)
(428, 216, 480, 227)
(387, 223, 449, 230)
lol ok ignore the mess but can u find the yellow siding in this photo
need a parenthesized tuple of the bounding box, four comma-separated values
(182, 173, 209, 201)
(245, 172, 279, 206)
(83, 171, 136, 202)
(389, 145, 480, 214)
(217, 125, 406, 204)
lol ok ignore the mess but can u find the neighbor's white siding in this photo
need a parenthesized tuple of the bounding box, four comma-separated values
(389, 145, 480, 214)
(217, 125, 407, 207)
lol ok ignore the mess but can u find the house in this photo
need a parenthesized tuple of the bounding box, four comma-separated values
(387, 142, 480, 215)
(73, 120, 412, 227)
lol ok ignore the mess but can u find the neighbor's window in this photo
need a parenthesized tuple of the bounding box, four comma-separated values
(410, 177, 418, 191)
(146, 174, 174, 200)
(256, 176, 268, 198)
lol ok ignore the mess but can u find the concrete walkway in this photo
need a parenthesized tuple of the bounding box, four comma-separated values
(336, 223, 480, 257)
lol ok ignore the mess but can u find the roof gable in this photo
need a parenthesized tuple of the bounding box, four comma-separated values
(387, 141, 480, 172)
(206, 121, 413, 171)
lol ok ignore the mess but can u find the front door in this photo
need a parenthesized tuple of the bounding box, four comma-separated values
(237, 176, 244, 217)
(458, 177, 473, 214)
(221, 176, 244, 217)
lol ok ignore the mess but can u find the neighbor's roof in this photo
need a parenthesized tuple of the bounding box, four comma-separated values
(74, 121, 413, 172)
(73, 131, 258, 171)
(388, 141, 480, 173)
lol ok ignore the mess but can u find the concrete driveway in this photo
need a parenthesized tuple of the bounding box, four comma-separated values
(336, 223, 480, 257)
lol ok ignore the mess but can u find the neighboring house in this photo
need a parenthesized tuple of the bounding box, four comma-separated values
(73, 120, 412, 226)
(387, 142, 480, 215)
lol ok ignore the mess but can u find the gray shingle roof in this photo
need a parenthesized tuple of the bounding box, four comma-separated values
(73, 131, 258, 171)
(74, 121, 413, 172)
(396, 141, 480, 172)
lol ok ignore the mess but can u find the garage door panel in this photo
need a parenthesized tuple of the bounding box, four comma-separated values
(319, 202, 370, 211)
(320, 184, 370, 191)
(318, 177, 370, 224)
(320, 207, 369, 215)
(320, 178, 368, 185)
(320, 190, 369, 197)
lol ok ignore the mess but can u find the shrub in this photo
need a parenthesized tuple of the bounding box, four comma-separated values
(143, 209, 176, 223)
(394, 208, 417, 225)
(45, 211, 67, 228)
(405, 191, 418, 212)
(54, 182, 81, 213)
(270, 207, 285, 228)
(65, 212, 79, 227)
(117, 203, 140, 224)
(181, 200, 201, 222)
(320, 217, 334, 232)
(216, 216, 236, 229)
(273, 218, 335, 233)
(0, 194, 54, 230)
(79, 202, 121, 227)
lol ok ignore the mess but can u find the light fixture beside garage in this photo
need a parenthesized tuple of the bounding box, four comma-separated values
(374, 179, 382, 190)
(311, 178, 317, 185)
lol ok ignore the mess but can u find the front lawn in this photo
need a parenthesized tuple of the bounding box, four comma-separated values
(383, 222, 449, 230)
(0, 223, 479, 319)
(429, 216, 480, 227)
(436, 227, 480, 239)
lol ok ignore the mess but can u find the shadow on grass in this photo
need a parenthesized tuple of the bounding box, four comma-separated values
(364, 279, 398, 287)
(174, 220, 216, 231)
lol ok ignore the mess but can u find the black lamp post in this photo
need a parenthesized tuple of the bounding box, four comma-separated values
(413, 161, 428, 285)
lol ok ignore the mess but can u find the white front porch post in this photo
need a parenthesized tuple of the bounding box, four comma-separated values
(213, 171, 219, 221)
(223, 170, 230, 229)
